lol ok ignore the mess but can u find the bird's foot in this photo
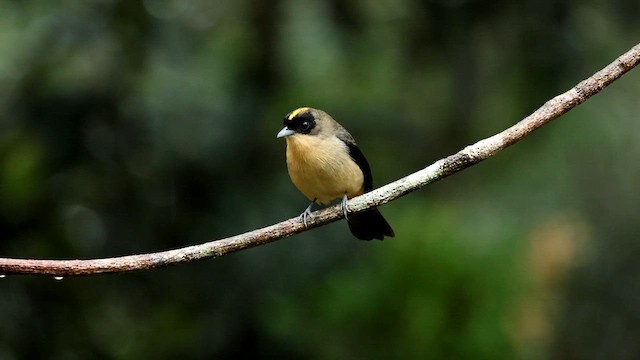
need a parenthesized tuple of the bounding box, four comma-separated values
(341, 194, 349, 220)
(300, 201, 315, 228)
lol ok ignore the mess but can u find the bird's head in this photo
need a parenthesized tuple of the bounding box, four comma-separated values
(277, 107, 325, 139)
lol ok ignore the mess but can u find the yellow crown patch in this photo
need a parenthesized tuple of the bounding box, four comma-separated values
(288, 107, 311, 120)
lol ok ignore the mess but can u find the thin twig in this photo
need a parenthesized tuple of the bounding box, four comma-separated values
(1, 43, 639, 277)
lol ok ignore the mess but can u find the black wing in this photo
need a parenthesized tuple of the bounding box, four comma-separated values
(345, 142, 373, 192)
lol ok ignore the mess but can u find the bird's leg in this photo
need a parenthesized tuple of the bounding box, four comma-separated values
(300, 199, 316, 228)
(341, 193, 349, 220)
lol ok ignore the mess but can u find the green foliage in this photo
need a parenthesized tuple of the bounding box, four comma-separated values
(263, 203, 525, 359)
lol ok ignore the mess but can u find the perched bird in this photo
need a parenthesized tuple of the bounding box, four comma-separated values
(277, 107, 394, 240)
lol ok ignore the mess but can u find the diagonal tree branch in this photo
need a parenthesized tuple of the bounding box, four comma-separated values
(2, 43, 639, 277)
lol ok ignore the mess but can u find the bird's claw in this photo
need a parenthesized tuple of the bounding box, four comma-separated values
(341, 194, 349, 220)
(300, 201, 315, 228)
(298, 197, 348, 228)
(300, 208, 313, 228)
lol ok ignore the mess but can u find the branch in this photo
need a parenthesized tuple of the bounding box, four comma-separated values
(2, 43, 639, 277)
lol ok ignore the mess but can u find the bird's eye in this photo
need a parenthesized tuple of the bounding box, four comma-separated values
(299, 121, 311, 132)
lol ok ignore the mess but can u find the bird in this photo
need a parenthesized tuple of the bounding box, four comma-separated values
(276, 107, 394, 240)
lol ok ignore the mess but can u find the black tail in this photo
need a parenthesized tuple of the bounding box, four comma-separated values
(347, 207, 394, 241)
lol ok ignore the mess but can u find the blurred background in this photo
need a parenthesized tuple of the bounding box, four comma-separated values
(1, 0, 639, 359)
